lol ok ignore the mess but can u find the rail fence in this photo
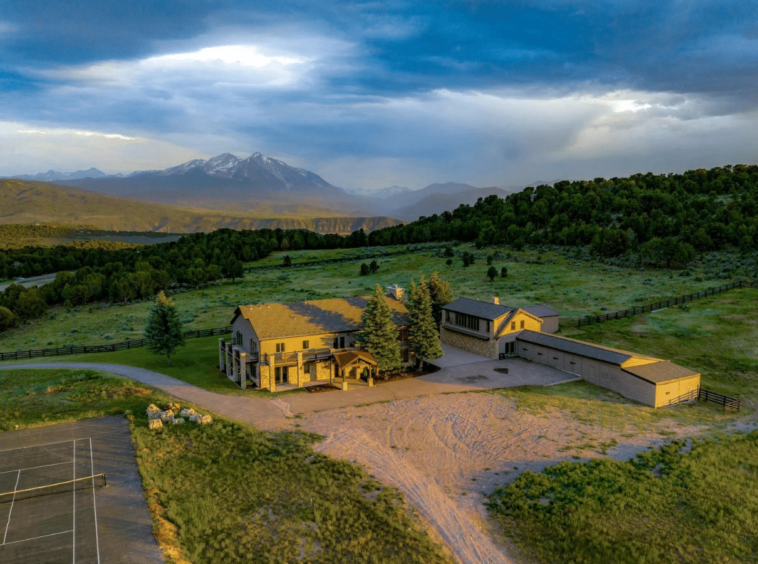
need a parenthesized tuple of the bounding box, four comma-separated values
(666, 387, 740, 412)
(577, 280, 755, 327)
(0, 326, 232, 362)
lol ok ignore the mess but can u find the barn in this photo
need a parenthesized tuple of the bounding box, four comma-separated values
(515, 331, 700, 408)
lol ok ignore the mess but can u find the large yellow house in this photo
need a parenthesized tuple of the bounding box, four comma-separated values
(440, 297, 700, 408)
(219, 296, 414, 391)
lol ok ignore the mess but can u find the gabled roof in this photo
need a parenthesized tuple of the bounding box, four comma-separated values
(622, 361, 700, 384)
(442, 297, 514, 320)
(516, 330, 659, 366)
(521, 304, 560, 318)
(232, 296, 409, 340)
(334, 350, 378, 369)
(495, 308, 544, 336)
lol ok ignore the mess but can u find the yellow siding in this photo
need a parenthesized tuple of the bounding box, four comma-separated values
(621, 357, 661, 368)
(259, 332, 353, 356)
(497, 311, 542, 337)
(654, 375, 701, 408)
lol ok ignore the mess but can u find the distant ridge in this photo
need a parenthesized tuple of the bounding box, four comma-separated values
(0, 179, 402, 234)
(13, 168, 106, 182)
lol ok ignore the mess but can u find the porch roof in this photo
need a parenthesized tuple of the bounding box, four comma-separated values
(333, 350, 378, 369)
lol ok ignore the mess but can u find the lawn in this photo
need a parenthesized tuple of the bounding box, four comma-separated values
(38, 334, 306, 398)
(0, 367, 168, 431)
(487, 432, 758, 564)
(0, 369, 454, 564)
(0, 243, 738, 352)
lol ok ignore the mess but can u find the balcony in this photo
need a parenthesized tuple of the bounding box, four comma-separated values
(260, 347, 358, 366)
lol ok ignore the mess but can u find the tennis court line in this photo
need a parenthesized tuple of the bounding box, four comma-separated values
(0, 461, 74, 476)
(3, 529, 73, 546)
(0, 439, 75, 454)
(2, 470, 21, 545)
(88, 437, 101, 564)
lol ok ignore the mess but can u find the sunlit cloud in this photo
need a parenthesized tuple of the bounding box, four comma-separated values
(151, 45, 307, 67)
(17, 127, 141, 141)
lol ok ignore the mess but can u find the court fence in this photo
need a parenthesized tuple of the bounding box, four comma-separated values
(0, 473, 107, 504)
(0, 327, 231, 362)
(577, 280, 755, 327)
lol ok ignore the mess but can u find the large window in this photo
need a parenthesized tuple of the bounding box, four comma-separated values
(276, 342, 285, 353)
(302, 340, 310, 350)
(452, 312, 480, 331)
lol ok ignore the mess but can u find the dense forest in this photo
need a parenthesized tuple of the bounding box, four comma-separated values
(1, 164, 757, 329)
(369, 164, 758, 262)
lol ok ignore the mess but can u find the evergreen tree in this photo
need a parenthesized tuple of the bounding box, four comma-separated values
(408, 281, 443, 365)
(501, 266, 508, 278)
(428, 272, 454, 328)
(369, 260, 380, 274)
(487, 266, 498, 281)
(356, 285, 401, 374)
(144, 291, 185, 365)
(360, 263, 370, 276)
(282, 255, 292, 267)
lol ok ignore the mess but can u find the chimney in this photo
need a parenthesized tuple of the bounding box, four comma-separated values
(493, 297, 499, 305)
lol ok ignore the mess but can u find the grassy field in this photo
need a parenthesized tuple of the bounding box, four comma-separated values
(0, 244, 738, 352)
(0, 368, 453, 564)
(0, 368, 168, 431)
(487, 432, 758, 564)
(40, 335, 306, 398)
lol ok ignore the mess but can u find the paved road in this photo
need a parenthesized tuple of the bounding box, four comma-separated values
(0, 273, 59, 292)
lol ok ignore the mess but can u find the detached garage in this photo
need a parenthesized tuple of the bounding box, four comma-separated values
(515, 330, 700, 408)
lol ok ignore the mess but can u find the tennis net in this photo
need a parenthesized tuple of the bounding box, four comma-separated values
(0, 473, 106, 504)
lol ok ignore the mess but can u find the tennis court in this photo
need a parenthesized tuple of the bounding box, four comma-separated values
(0, 417, 162, 564)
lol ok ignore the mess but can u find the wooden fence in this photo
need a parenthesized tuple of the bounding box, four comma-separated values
(0, 326, 232, 362)
(666, 387, 740, 412)
(577, 280, 755, 327)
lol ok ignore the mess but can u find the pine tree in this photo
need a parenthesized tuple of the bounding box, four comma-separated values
(428, 272, 454, 328)
(408, 281, 443, 365)
(356, 285, 401, 375)
(144, 291, 185, 365)
(487, 266, 498, 281)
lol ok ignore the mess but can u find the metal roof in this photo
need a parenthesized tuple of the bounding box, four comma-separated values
(442, 297, 514, 320)
(516, 330, 657, 366)
(521, 304, 560, 318)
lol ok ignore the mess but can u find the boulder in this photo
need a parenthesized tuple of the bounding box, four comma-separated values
(180, 408, 196, 417)
(148, 419, 163, 431)
(146, 404, 161, 419)
(172, 417, 185, 425)
(165, 402, 181, 412)
(160, 410, 175, 422)
(198, 415, 213, 425)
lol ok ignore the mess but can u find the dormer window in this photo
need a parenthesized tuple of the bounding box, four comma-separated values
(511, 322, 516, 331)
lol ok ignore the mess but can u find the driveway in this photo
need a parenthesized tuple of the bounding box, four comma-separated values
(423, 357, 574, 389)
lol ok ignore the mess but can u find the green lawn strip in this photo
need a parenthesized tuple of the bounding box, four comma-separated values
(38, 335, 306, 398)
(0, 367, 169, 431)
(487, 433, 758, 564)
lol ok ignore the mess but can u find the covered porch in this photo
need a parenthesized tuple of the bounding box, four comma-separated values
(332, 350, 378, 391)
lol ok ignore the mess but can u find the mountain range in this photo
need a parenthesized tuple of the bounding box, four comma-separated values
(7, 152, 513, 222)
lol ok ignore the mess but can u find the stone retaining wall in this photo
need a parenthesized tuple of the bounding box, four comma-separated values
(440, 327, 498, 359)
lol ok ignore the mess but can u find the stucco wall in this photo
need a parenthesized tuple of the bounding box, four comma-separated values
(440, 326, 499, 359)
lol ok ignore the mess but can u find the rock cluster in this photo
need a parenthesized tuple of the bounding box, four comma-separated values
(146, 404, 211, 429)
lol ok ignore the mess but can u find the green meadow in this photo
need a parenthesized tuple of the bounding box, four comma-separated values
(488, 433, 758, 564)
(0, 243, 742, 352)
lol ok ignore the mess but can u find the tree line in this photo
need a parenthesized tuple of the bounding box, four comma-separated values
(366, 164, 758, 264)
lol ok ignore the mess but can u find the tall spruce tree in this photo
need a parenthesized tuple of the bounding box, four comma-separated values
(428, 272, 454, 328)
(144, 291, 185, 365)
(408, 280, 443, 365)
(356, 285, 401, 374)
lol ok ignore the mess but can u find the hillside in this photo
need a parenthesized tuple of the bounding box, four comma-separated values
(390, 187, 512, 221)
(0, 179, 401, 234)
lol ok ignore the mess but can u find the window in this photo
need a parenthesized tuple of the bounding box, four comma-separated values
(402, 348, 409, 362)
(486, 321, 490, 333)
(333, 337, 338, 348)
(236, 331, 242, 346)
(302, 340, 310, 350)
(250, 340, 257, 353)
(445, 311, 451, 323)
(276, 342, 285, 353)
(520, 320, 525, 329)
(452, 312, 479, 331)
(510, 322, 515, 331)
(340, 336, 345, 349)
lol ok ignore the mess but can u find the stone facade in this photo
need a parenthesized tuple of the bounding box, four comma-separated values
(440, 327, 499, 359)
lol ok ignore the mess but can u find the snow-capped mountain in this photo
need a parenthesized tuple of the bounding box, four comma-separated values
(12, 167, 107, 182)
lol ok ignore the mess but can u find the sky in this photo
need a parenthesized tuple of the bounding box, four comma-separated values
(0, 0, 756, 191)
